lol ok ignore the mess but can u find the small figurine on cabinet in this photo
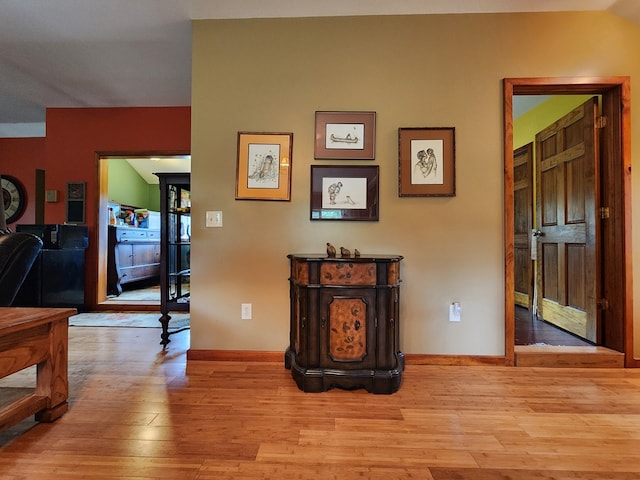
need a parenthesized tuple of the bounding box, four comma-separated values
(340, 246, 351, 257)
(326, 243, 336, 258)
(354, 248, 361, 257)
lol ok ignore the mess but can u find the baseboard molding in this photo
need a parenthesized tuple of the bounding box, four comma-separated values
(92, 302, 160, 312)
(626, 356, 640, 368)
(187, 349, 629, 368)
(187, 349, 506, 366)
(405, 354, 506, 366)
(187, 349, 283, 362)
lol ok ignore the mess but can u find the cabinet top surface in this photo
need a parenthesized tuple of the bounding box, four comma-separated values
(110, 225, 159, 232)
(288, 253, 403, 262)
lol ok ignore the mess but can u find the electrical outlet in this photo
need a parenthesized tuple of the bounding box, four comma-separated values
(241, 303, 252, 320)
(206, 210, 223, 227)
(449, 302, 461, 322)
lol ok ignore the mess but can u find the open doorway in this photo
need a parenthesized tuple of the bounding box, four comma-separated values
(503, 77, 634, 367)
(513, 95, 600, 348)
(95, 154, 190, 311)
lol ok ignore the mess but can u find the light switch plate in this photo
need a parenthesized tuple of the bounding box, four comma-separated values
(206, 210, 223, 227)
(46, 190, 59, 202)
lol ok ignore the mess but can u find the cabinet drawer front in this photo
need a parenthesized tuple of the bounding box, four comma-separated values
(117, 228, 147, 242)
(146, 230, 160, 241)
(291, 259, 309, 284)
(388, 262, 400, 285)
(320, 262, 376, 286)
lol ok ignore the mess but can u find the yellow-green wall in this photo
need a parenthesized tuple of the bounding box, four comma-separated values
(107, 159, 160, 211)
(190, 12, 640, 356)
(514, 95, 594, 149)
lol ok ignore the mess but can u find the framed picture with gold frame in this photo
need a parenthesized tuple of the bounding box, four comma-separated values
(236, 132, 293, 201)
(398, 127, 456, 197)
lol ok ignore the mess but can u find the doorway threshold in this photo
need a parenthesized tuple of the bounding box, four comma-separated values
(95, 301, 160, 312)
(515, 345, 624, 368)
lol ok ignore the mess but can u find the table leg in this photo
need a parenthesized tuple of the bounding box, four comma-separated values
(34, 319, 68, 422)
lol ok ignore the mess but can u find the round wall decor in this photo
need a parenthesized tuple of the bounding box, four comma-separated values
(1, 175, 26, 224)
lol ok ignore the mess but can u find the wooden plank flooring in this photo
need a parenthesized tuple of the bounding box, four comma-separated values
(515, 306, 592, 346)
(2, 326, 640, 479)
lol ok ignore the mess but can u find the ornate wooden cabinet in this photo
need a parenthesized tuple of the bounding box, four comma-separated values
(285, 254, 404, 394)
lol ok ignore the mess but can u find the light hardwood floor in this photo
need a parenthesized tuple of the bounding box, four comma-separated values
(2, 326, 640, 479)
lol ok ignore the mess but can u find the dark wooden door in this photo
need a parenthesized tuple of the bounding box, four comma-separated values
(514, 143, 533, 310)
(535, 97, 599, 342)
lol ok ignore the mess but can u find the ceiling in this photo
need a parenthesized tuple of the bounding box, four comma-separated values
(118, 156, 191, 185)
(0, 0, 638, 137)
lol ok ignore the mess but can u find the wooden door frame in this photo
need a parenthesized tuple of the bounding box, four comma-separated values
(93, 151, 189, 310)
(503, 76, 635, 367)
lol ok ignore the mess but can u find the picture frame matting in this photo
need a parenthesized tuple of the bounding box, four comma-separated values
(236, 132, 293, 201)
(310, 165, 379, 221)
(314, 111, 376, 160)
(398, 127, 456, 197)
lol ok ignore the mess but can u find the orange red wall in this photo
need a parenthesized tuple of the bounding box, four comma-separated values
(0, 137, 46, 227)
(0, 106, 190, 307)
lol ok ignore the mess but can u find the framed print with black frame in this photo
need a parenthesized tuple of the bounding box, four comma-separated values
(398, 127, 456, 197)
(310, 165, 379, 221)
(314, 111, 376, 160)
(236, 132, 293, 201)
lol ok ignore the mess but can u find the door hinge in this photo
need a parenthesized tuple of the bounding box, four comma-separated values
(597, 298, 610, 310)
(596, 116, 607, 128)
(600, 207, 610, 219)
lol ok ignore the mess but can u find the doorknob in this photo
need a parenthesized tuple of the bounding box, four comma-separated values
(532, 230, 545, 237)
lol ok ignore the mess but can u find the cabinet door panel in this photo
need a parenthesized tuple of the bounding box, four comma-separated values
(320, 289, 376, 369)
(134, 244, 159, 266)
(290, 285, 309, 365)
(116, 244, 134, 267)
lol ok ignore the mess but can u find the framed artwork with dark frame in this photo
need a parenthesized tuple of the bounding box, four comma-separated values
(236, 132, 293, 201)
(398, 127, 456, 197)
(66, 181, 86, 223)
(310, 165, 379, 221)
(314, 111, 376, 160)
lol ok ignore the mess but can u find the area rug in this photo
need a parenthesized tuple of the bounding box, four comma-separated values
(69, 312, 190, 331)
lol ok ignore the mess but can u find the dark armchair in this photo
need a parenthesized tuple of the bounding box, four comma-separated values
(0, 232, 43, 306)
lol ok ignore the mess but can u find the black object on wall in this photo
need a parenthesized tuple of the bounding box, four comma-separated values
(66, 182, 86, 223)
(35, 169, 45, 224)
